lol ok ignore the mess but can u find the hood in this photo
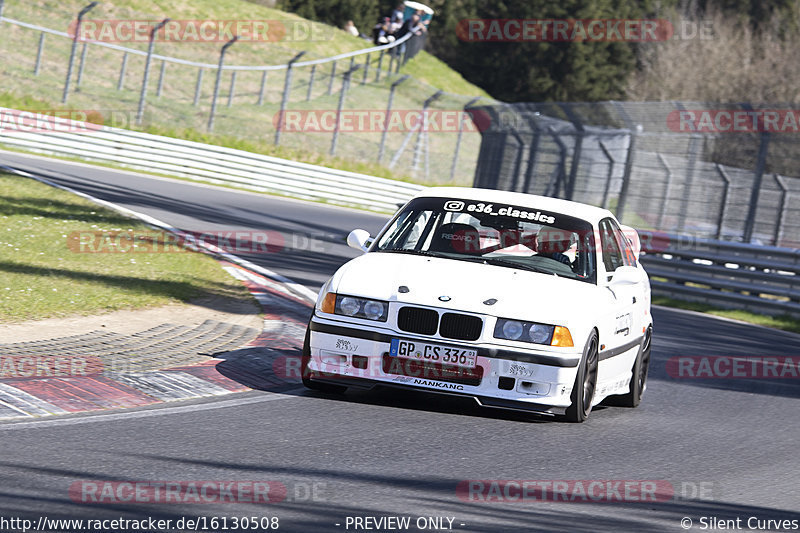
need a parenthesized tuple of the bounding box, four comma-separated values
(331, 252, 601, 324)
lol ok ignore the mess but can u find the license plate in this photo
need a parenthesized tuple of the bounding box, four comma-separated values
(389, 339, 477, 368)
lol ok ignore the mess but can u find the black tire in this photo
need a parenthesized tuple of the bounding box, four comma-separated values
(564, 330, 599, 423)
(301, 322, 347, 394)
(610, 327, 652, 408)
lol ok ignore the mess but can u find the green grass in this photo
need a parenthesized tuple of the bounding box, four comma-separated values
(0, 0, 490, 185)
(652, 296, 800, 334)
(0, 172, 254, 322)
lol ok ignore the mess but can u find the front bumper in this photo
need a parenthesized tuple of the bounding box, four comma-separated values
(307, 315, 585, 415)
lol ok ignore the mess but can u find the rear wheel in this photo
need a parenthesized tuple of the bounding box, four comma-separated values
(301, 322, 347, 394)
(610, 326, 652, 408)
(564, 331, 599, 423)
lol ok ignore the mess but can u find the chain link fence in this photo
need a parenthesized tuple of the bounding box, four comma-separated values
(471, 102, 800, 248)
(0, 5, 486, 185)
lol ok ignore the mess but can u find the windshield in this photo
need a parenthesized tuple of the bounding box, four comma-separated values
(374, 197, 597, 284)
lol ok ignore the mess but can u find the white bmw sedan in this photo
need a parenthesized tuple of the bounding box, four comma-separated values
(302, 187, 652, 422)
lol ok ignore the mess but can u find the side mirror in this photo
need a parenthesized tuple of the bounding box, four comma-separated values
(609, 265, 641, 285)
(347, 229, 371, 252)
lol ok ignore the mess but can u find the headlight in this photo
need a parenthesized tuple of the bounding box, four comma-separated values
(363, 300, 386, 320)
(502, 320, 524, 340)
(495, 318, 570, 347)
(528, 323, 553, 344)
(325, 293, 389, 322)
(339, 297, 361, 316)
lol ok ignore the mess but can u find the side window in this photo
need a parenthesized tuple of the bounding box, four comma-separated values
(599, 219, 624, 275)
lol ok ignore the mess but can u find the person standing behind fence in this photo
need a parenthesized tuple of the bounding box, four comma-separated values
(390, 4, 405, 33)
(373, 17, 395, 45)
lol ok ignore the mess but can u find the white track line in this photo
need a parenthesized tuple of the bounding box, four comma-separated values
(0, 390, 303, 431)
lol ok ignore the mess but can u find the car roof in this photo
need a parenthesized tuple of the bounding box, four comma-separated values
(412, 187, 616, 225)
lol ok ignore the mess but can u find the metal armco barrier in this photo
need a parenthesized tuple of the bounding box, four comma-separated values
(2, 108, 798, 317)
(0, 107, 424, 212)
(639, 231, 800, 317)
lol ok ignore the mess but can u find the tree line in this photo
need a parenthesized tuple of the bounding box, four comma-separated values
(276, 0, 800, 103)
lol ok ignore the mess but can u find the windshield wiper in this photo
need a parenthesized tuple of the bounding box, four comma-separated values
(481, 257, 561, 276)
(378, 248, 446, 258)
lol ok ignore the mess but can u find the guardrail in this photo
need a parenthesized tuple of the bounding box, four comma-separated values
(639, 230, 800, 317)
(2, 112, 797, 317)
(0, 107, 424, 212)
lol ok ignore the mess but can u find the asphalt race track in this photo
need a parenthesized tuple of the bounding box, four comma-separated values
(1, 150, 799, 532)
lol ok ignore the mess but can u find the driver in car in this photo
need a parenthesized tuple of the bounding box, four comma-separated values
(536, 226, 574, 267)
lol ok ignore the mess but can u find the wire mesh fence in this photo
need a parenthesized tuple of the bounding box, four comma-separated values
(471, 102, 800, 247)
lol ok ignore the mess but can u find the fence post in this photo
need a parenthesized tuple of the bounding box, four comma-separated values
(656, 154, 673, 231)
(330, 64, 361, 156)
(274, 51, 306, 146)
(773, 173, 788, 246)
(521, 112, 542, 193)
(559, 103, 585, 200)
(136, 18, 170, 126)
(449, 96, 481, 182)
(676, 135, 701, 233)
(257, 70, 268, 105)
(156, 60, 166, 98)
(62, 1, 97, 103)
(743, 131, 770, 243)
(348, 56, 355, 87)
(117, 52, 128, 90)
(306, 65, 316, 101)
(75, 42, 88, 88)
(34, 32, 46, 75)
(227, 71, 237, 107)
(544, 127, 568, 197)
(327, 61, 337, 95)
(207, 36, 239, 132)
(598, 141, 615, 209)
(378, 74, 409, 163)
(375, 50, 384, 83)
(0, 0, 5, 19)
(714, 164, 731, 240)
(615, 129, 638, 223)
(193, 68, 203, 106)
(362, 53, 370, 84)
(412, 90, 443, 179)
(388, 53, 395, 76)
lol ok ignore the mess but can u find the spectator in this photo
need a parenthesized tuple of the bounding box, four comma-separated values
(343, 20, 360, 38)
(372, 17, 395, 45)
(390, 4, 405, 33)
(395, 12, 426, 39)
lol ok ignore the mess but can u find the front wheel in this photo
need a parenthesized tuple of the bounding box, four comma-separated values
(564, 330, 599, 423)
(301, 322, 347, 394)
